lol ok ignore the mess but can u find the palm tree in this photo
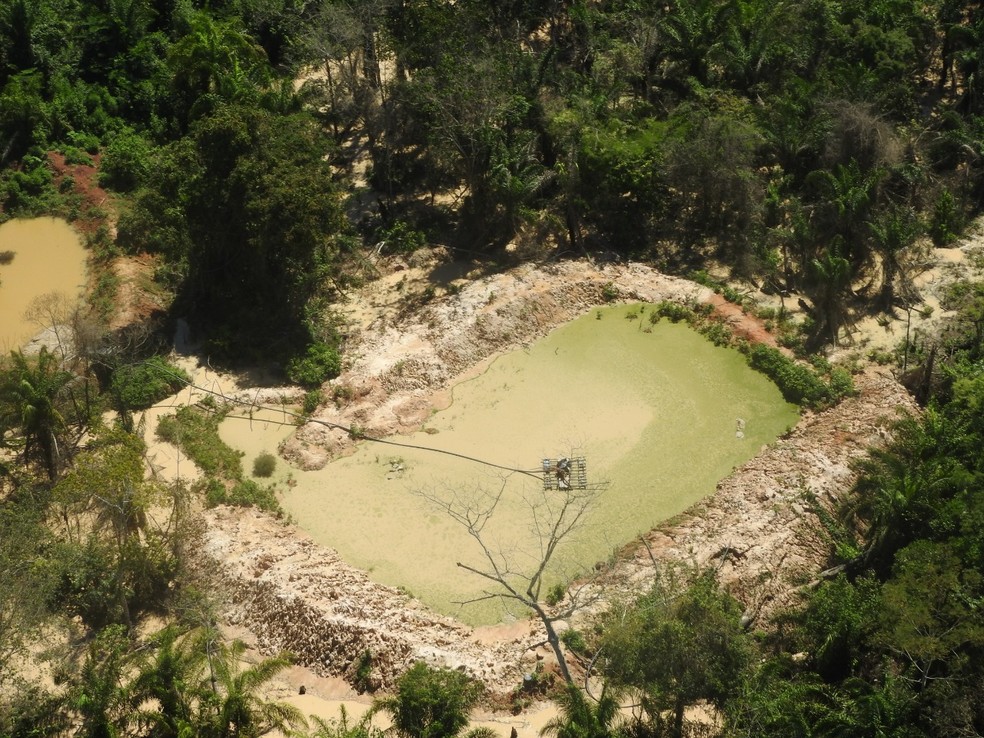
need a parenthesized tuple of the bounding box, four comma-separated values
(808, 246, 853, 348)
(168, 12, 271, 122)
(659, 0, 740, 91)
(371, 662, 488, 738)
(197, 637, 305, 738)
(311, 705, 385, 738)
(867, 204, 922, 313)
(846, 410, 968, 575)
(540, 685, 623, 738)
(0, 348, 76, 480)
(131, 626, 206, 738)
(68, 626, 134, 738)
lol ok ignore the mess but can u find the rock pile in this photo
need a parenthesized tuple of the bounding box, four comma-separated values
(200, 506, 545, 697)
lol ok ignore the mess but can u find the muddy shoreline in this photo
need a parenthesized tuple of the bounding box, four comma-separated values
(191, 258, 917, 698)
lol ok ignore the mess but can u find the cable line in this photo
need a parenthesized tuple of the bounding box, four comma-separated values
(153, 363, 543, 481)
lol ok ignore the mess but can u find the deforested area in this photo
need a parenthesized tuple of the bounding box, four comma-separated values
(1, 2, 983, 737)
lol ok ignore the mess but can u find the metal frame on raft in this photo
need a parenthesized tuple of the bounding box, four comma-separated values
(542, 456, 588, 490)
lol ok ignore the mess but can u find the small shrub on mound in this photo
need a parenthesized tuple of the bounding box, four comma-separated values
(287, 342, 342, 388)
(302, 389, 323, 415)
(253, 452, 277, 477)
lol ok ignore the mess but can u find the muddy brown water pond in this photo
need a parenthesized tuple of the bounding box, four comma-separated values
(0, 218, 87, 352)
(220, 304, 799, 625)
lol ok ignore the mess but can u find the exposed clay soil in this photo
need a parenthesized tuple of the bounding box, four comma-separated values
(48, 151, 112, 238)
(189, 256, 920, 700)
(47, 151, 167, 331)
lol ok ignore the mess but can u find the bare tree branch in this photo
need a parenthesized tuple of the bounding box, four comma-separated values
(414, 474, 608, 684)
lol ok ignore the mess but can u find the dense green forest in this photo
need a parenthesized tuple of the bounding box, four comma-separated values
(1, 0, 983, 736)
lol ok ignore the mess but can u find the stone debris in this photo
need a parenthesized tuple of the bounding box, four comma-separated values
(198, 506, 545, 697)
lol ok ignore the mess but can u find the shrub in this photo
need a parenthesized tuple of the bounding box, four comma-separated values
(653, 300, 694, 323)
(99, 129, 154, 192)
(202, 478, 282, 514)
(253, 452, 277, 477)
(60, 145, 93, 166)
(156, 405, 243, 478)
(227, 479, 281, 513)
(545, 582, 566, 606)
(303, 389, 323, 415)
(929, 189, 961, 246)
(0, 155, 58, 215)
(700, 320, 733, 347)
(287, 342, 342, 388)
(747, 345, 854, 409)
(379, 219, 426, 254)
(560, 628, 587, 655)
(67, 130, 100, 154)
(748, 345, 828, 407)
(354, 650, 375, 693)
(375, 663, 482, 738)
(111, 357, 189, 411)
(721, 285, 744, 304)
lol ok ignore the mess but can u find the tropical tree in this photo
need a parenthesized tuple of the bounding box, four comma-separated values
(725, 660, 833, 738)
(400, 45, 547, 242)
(168, 11, 271, 124)
(601, 571, 752, 738)
(807, 160, 882, 267)
(540, 684, 623, 738)
(197, 637, 305, 738)
(658, 0, 741, 93)
(122, 102, 347, 357)
(52, 427, 173, 628)
(846, 410, 969, 575)
(130, 626, 205, 738)
(875, 541, 984, 694)
(867, 203, 922, 312)
(371, 663, 486, 738)
(0, 497, 53, 689)
(799, 574, 881, 683)
(0, 348, 80, 480)
(311, 705, 386, 738)
(813, 676, 916, 738)
(807, 245, 853, 348)
(416, 476, 603, 685)
(66, 625, 135, 738)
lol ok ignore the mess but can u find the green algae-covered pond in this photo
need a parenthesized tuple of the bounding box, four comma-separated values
(222, 304, 799, 625)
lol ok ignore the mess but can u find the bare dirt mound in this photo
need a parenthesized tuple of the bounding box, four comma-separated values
(193, 258, 915, 697)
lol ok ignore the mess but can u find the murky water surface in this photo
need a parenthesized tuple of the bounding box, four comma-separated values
(0, 218, 87, 351)
(221, 305, 799, 624)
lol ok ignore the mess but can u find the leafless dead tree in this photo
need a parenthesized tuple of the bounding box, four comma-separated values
(415, 474, 608, 684)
